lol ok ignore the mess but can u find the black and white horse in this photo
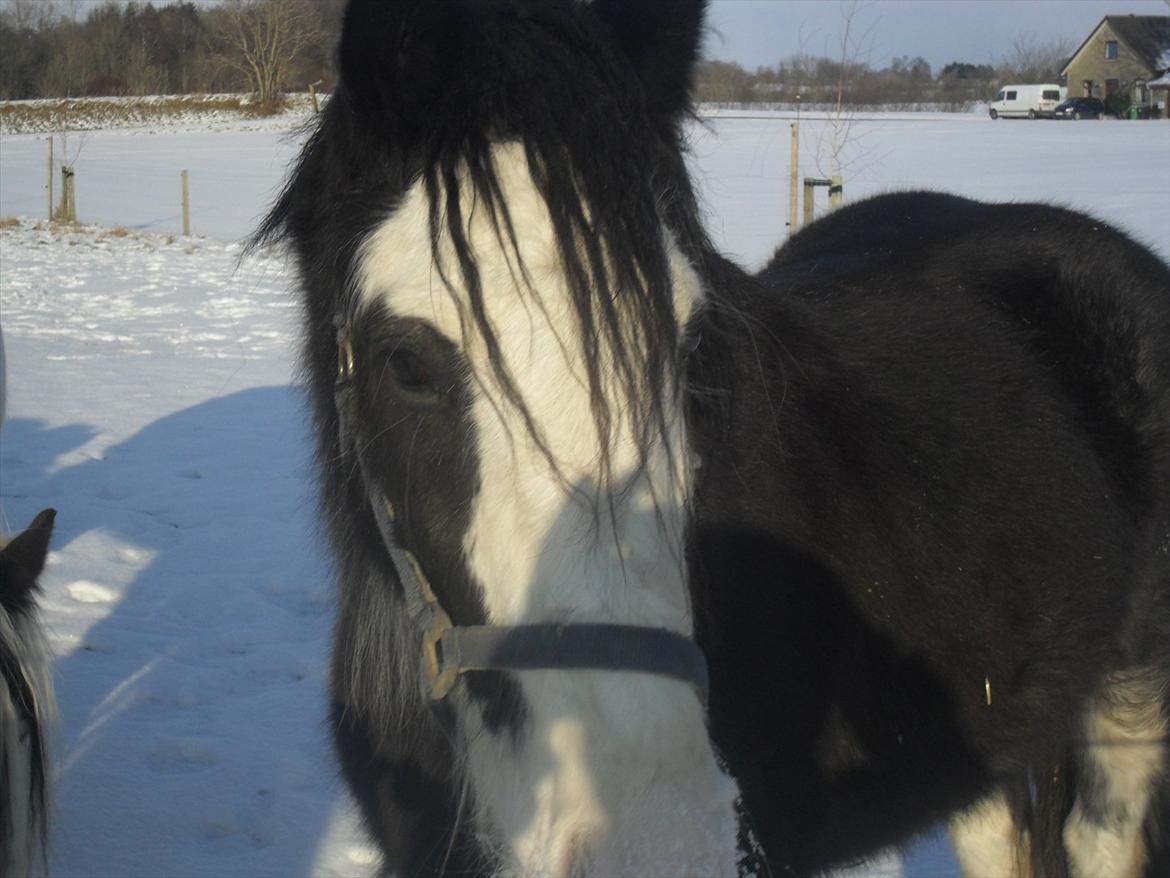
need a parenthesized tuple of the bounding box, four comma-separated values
(1, 509, 55, 878)
(258, 1, 1170, 874)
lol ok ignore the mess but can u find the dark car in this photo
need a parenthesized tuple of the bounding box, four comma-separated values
(1053, 97, 1112, 120)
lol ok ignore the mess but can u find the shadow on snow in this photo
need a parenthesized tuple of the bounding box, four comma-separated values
(1, 386, 347, 878)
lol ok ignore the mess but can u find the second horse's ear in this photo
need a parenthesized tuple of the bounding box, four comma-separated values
(0, 509, 56, 616)
(590, 0, 708, 122)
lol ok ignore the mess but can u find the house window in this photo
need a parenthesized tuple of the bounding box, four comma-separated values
(1083, 79, 1094, 96)
(1105, 40, 1118, 60)
(1105, 78, 1118, 97)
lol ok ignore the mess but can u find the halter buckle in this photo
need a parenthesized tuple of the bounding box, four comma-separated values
(406, 550, 460, 700)
(422, 607, 459, 700)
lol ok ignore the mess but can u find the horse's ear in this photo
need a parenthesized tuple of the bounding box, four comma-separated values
(591, 0, 707, 120)
(0, 508, 55, 614)
(338, 0, 456, 140)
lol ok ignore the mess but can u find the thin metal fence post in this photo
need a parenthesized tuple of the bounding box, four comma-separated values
(788, 122, 799, 232)
(47, 136, 54, 220)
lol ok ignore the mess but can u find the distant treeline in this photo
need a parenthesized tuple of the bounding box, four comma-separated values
(1, 1, 1067, 110)
(695, 48, 1070, 109)
(0, 0, 344, 104)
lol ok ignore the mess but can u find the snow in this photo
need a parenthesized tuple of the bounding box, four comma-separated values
(0, 221, 375, 877)
(687, 110, 1170, 268)
(1, 108, 1167, 877)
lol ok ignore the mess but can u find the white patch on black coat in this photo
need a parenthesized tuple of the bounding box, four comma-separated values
(948, 789, 1029, 878)
(1064, 669, 1167, 878)
(357, 143, 739, 876)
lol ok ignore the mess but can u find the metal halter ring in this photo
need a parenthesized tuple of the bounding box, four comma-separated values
(409, 550, 461, 700)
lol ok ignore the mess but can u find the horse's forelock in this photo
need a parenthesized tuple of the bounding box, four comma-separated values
(255, 0, 700, 509)
(414, 133, 686, 510)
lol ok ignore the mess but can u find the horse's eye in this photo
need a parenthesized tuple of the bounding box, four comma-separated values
(386, 348, 434, 393)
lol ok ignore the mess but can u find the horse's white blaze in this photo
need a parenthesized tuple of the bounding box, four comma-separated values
(358, 143, 738, 876)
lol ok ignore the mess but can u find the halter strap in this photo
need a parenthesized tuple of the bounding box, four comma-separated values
(333, 322, 710, 704)
(440, 624, 709, 692)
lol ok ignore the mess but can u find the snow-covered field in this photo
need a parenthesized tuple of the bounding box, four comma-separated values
(0, 93, 323, 135)
(1, 108, 1167, 878)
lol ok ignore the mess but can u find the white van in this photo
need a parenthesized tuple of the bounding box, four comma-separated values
(989, 84, 1066, 119)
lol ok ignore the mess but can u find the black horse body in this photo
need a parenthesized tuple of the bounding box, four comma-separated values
(260, 1, 1170, 874)
(692, 194, 1170, 872)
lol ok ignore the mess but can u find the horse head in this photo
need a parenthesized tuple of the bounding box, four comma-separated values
(261, 0, 739, 873)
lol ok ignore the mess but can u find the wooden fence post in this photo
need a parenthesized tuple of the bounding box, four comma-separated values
(309, 80, 322, 113)
(181, 170, 190, 236)
(801, 177, 838, 226)
(803, 178, 817, 226)
(829, 175, 843, 210)
(58, 165, 76, 223)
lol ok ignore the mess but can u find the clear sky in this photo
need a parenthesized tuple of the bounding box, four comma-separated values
(703, 0, 1169, 71)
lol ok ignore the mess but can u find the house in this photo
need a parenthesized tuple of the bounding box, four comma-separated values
(1060, 15, 1170, 115)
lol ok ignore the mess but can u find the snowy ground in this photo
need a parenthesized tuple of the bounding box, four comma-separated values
(1, 109, 1167, 877)
(0, 221, 378, 877)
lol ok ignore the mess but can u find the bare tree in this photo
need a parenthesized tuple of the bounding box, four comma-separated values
(213, 0, 320, 112)
(813, 0, 880, 181)
(1, 0, 59, 31)
(1001, 32, 1075, 83)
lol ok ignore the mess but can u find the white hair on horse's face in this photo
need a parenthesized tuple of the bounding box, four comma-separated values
(356, 142, 738, 876)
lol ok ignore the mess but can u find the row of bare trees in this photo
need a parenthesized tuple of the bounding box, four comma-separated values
(0, 0, 343, 111)
(696, 30, 1074, 108)
(2, 0, 1075, 114)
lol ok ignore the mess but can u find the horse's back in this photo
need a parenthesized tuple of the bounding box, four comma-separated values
(765, 190, 1170, 554)
(764, 189, 1170, 520)
(690, 191, 1170, 872)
